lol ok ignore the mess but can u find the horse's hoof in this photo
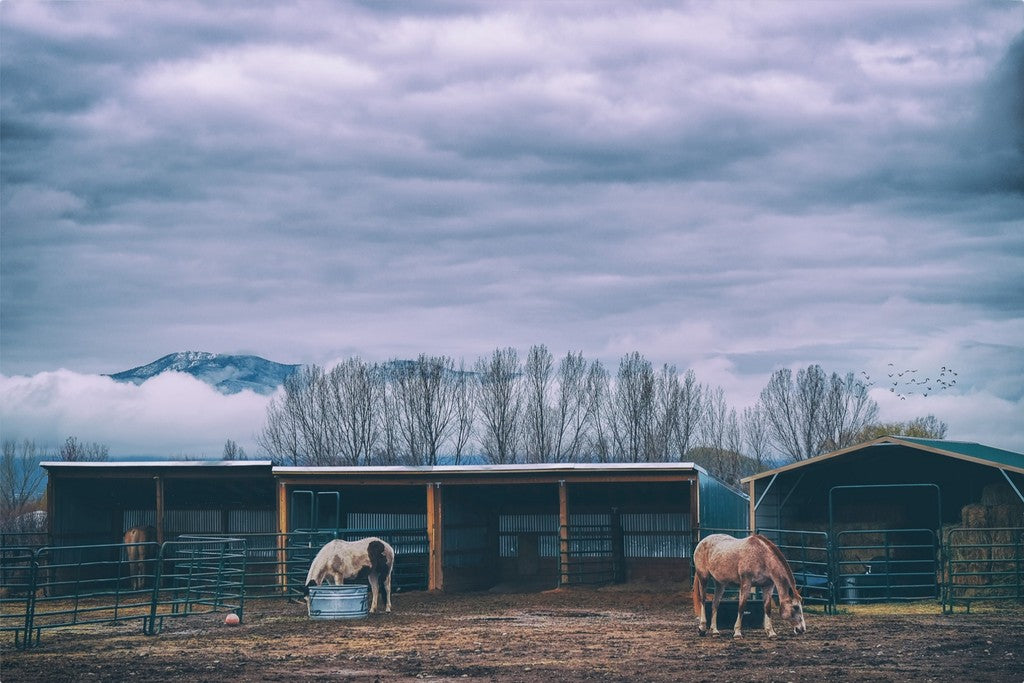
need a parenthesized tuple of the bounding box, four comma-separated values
(733, 632, 743, 639)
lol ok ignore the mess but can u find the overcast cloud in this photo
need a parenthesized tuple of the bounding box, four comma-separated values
(2, 1, 1022, 457)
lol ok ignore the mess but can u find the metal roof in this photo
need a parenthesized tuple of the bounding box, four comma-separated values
(274, 461, 709, 476)
(741, 436, 1024, 483)
(41, 460, 274, 469)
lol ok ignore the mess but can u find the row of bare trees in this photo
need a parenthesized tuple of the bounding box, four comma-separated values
(259, 346, 938, 486)
(1, 436, 110, 533)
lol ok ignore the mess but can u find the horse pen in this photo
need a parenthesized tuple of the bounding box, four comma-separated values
(4, 447, 1020, 680)
(3, 585, 1023, 682)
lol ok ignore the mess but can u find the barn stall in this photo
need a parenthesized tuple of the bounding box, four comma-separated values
(37, 461, 747, 595)
(274, 462, 748, 592)
(743, 436, 1024, 607)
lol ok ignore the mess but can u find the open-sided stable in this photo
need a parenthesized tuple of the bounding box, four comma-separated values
(39, 461, 748, 593)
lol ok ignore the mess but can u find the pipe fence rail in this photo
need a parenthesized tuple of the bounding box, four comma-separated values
(5, 526, 1024, 646)
(942, 527, 1024, 613)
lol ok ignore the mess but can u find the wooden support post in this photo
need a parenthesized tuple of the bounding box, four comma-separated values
(154, 475, 165, 545)
(277, 482, 289, 594)
(427, 483, 444, 591)
(748, 480, 757, 533)
(559, 480, 569, 586)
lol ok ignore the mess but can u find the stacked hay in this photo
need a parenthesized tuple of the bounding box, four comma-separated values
(945, 484, 1024, 599)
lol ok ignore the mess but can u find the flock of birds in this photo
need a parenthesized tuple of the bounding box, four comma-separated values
(859, 364, 958, 400)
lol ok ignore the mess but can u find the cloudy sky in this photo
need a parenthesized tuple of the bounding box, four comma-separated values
(2, 1, 1022, 458)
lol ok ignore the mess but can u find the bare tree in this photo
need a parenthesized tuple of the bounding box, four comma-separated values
(475, 348, 522, 464)
(450, 360, 477, 465)
(259, 362, 381, 466)
(651, 364, 681, 462)
(1, 440, 47, 531)
(676, 370, 702, 461)
(523, 345, 556, 463)
(58, 436, 109, 462)
(222, 439, 247, 460)
(552, 351, 595, 462)
(390, 355, 461, 466)
(759, 364, 878, 461)
(586, 359, 612, 462)
(376, 368, 403, 465)
(742, 403, 772, 471)
(328, 358, 383, 466)
(610, 352, 656, 463)
(820, 371, 879, 451)
(259, 366, 333, 466)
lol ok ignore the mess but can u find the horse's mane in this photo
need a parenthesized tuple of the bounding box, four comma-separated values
(752, 535, 801, 601)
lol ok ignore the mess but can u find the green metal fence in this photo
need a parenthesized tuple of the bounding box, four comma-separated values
(0, 547, 36, 647)
(2, 537, 246, 647)
(757, 528, 833, 612)
(834, 528, 939, 604)
(942, 527, 1024, 613)
(559, 523, 617, 585)
(145, 536, 246, 635)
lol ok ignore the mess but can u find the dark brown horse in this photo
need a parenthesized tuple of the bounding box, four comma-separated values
(692, 533, 806, 638)
(123, 525, 157, 590)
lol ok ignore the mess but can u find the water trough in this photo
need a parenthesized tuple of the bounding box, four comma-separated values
(307, 584, 370, 620)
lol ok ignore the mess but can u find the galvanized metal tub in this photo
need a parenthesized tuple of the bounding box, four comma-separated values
(307, 584, 370, 620)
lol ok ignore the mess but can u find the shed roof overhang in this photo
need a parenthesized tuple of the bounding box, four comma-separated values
(273, 462, 706, 486)
(741, 436, 1024, 485)
(41, 461, 275, 479)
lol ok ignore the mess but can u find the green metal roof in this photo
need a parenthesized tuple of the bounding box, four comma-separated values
(888, 437, 1024, 471)
(742, 436, 1024, 483)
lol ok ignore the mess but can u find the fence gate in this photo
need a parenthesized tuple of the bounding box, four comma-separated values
(829, 484, 941, 604)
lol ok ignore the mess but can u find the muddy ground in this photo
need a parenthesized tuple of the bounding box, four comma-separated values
(3, 586, 1023, 682)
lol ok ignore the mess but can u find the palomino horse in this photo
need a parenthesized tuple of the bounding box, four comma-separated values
(123, 525, 157, 590)
(693, 533, 806, 638)
(304, 537, 395, 613)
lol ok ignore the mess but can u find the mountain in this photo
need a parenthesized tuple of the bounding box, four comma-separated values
(107, 352, 300, 395)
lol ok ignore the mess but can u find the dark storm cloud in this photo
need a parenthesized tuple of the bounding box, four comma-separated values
(1, 1, 1022, 454)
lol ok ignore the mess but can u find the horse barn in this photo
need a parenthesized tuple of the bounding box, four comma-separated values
(39, 460, 748, 594)
(743, 436, 1024, 607)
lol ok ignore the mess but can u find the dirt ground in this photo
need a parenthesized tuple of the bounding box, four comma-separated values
(3, 586, 1023, 682)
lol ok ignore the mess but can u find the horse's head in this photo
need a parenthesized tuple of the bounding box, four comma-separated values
(780, 598, 806, 635)
(303, 580, 316, 606)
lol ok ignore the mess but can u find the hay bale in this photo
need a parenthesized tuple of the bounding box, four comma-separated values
(961, 504, 988, 528)
(980, 483, 1022, 506)
(988, 504, 1023, 529)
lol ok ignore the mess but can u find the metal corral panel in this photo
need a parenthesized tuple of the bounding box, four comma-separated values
(699, 472, 749, 533)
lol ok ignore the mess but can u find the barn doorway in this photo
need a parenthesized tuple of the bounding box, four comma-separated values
(830, 484, 941, 603)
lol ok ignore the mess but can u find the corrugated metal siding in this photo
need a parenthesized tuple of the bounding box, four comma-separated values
(499, 514, 558, 558)
(227, 510, 277, 534)
(346, 513, 426, 531)
(344, 513, 428, 556)
(165, 510, 222, 535)
(123, 510, 156, 531)
(699, 473, 749, 533)
(622, 512, 691, 558)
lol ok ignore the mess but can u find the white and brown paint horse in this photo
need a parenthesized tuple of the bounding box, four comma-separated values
(123, 525, 158, 590)
(693, 533, 806, 638)
(304, 537, 394, 613)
